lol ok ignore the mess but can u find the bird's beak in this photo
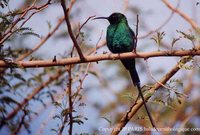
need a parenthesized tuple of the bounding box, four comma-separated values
(93, 17, 108, 20)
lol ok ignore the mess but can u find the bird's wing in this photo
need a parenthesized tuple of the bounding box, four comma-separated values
(129, 27, 137, 49)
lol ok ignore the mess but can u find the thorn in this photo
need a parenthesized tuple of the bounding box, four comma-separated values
(52, 56, 57, 62)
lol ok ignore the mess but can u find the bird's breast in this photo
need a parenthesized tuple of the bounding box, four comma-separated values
(107, 24, 134, 53)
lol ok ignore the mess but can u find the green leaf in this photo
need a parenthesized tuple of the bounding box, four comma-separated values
(177, 98, 182, 104)
(21, 31, 40, 38)
(53, 101, 62, 108)
(73, 119, 84, 125)
(177, 30, 195, 41)
(151, 31, 165, 50)
(171, 37, 181, 49)
(13, 73, 26, 82)
(17, 27, 40, 38)
(61, 108, 70, 116)
(121, 93, 135, 101)
(46, 20, 52, 30)
(1, 96, 19, 105)
(51, 129, 58, 134)
(52, 115, 61, 120)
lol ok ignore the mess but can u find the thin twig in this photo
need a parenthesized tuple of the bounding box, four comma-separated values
(75, 15, 96, 39)
(139, 0, 180, 39)
(135, 14, 139, 49)
(72, 63, 90, 104)
(71, 15, 96, 55)
(13, 110, 27, 134)
(94, 31, 104, 54)
(162, 0, 199, 29)
(145, 59, 188, 98)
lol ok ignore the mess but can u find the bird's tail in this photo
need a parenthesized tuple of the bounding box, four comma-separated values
(121, 59, 156, 128)
(121, 59, 140, 86)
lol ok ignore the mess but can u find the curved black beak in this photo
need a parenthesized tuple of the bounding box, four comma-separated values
(93, 17, 108, 20)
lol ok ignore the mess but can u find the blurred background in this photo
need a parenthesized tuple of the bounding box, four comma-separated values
(0, 0, 200, 134)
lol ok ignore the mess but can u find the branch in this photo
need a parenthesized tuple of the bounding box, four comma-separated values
(0, 0, 51, 45)
(17, 17, 64, 61)
(17, 0, 76, 61)
(0, 49, 200, 68)
(139, 1, 180, 39)
(162, 0, 199, 29)
(75, 15, 95, 39)
(60, 0, 85, 61)
(111, 55, 193, 135)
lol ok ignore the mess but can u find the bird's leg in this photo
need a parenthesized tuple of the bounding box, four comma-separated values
(133, 48, 137, 54)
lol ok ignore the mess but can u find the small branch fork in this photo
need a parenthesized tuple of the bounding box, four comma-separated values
(60, 0, 85, 61)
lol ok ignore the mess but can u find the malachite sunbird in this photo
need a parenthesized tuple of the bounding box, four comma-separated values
(94, 12, 156, 128)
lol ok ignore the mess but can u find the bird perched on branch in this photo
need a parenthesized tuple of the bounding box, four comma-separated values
(93, 12, 156, 128)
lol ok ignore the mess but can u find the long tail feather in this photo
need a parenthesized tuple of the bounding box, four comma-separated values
(121, 59, 156, 128)
(129, 70, 156, 128)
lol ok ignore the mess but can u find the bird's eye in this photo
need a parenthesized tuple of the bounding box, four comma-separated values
(110, 15, 119, 23)
(108, 13, 120, 24)
(112, 15, 118, 21)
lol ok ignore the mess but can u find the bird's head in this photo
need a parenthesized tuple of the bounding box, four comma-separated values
(93, 12, 127, 24)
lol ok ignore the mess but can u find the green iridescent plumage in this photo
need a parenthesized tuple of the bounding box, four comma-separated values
(106, 19, 134, 53)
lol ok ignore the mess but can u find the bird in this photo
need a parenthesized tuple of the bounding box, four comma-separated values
(93, 12, 156, 128)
